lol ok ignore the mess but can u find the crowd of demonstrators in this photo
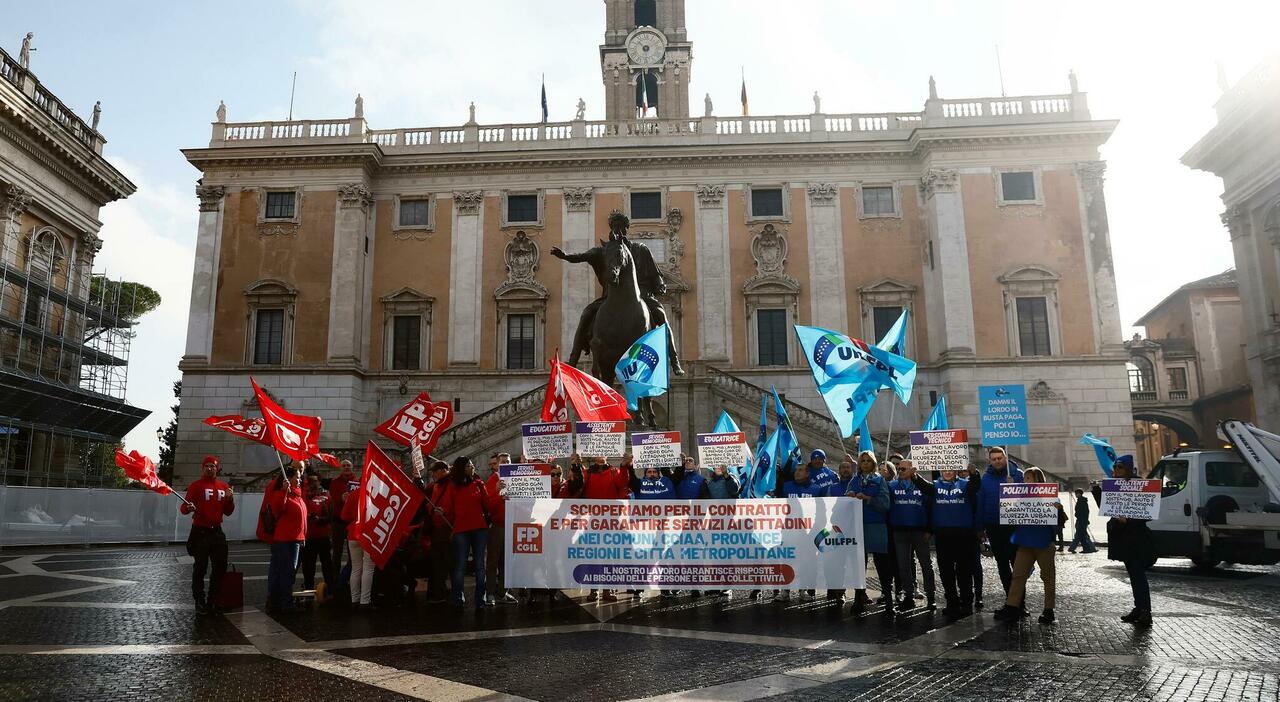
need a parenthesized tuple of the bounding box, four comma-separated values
(181, 456, 235, 614)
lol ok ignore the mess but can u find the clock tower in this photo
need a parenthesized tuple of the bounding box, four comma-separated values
(600, 0, 692, 121)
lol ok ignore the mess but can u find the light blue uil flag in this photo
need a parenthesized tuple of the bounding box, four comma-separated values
(858, 419, 874, 453)
(614, 325, 670, 412)
(923, 395, 949, 431)
(1079, 433, 1117, 478)
(711, 410, 752, 493)
(794, 325, 917, 437)
(712, 410, 740, 434)
(753, 429, 781, 497)
(772, 386, 801, 472)
(875, 308, 909, 357)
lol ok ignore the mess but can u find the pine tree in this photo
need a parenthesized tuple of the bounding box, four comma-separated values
(158, 380, 180, 484)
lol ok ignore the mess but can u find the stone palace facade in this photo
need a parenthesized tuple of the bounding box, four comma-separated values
(175, 0, 1135, 485)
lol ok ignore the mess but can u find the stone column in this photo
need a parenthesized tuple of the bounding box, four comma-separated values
(694, 185, 731, 362)
(1, 183, 33, 268)
(327, 183, 373, 366)
(561, 187, 596, 357)
(921, 168, 976, 358)
(182, 184, 225, 363)
(448, 191, 485, 366)
(1224, 206, 1280, 429)
(804, 183, 847, 331)
(1075, 161, 1124, 354)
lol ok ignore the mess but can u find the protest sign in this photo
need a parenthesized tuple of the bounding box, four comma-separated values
(499, 464, 554, 499)
(998, 482, 1059, 526)
(696, 431, 749, 468)
(908, 429, 969, 472)
(575, 421, 627, 457)
(505, 497, 864, 590)
(1098, 479, 1161, 520)
(632, 431, 683, 470)
(979, 385, 1030, 445)
(521, 422, 574, 460)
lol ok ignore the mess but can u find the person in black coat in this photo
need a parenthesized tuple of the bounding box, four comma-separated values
(1093, 455, 1156, 627)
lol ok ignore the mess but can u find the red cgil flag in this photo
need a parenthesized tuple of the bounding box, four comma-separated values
(551, 356, 631, 421)
(204, 414, 272, 446)
(114, 449, 173, 496)
(374, 391, 454, 456)
(355, 441, 424, 569)
(541, 353, 570, 422)
(251, 378, 322, 463)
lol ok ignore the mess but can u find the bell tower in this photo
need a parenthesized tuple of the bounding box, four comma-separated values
(600, 0, 692, 121)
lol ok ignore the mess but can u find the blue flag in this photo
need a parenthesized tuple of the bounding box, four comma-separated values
(875, 308, 909, 357)
(712, 411, 740, 434)
(923, 395, 948, 431)
(858, 419, 873, 453)
(772, 386, 800, 472)
(1079, 434, 1116, 478)
(794, 325, 917, 437)
(753, 429, 781, 497)
(614, 325, 669, 412)
(540, 76, 548, 123)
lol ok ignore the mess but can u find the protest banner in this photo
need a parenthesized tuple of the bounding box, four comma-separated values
(632, 431, 683, 470)
(908, 429, 969, 472)
(521, 422, 574, 460)
(696, 431, 749, 468)
(979, 385, 1030, 445)
(1098, 479, 1162, 520)
(499, 464, 554, 499)
(505, 497, 864, 590)
(998, 483, 1059, 526)
(575, 421, 627, 457)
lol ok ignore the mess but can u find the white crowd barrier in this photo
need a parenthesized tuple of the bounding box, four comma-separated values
(0, 486, 264, 547)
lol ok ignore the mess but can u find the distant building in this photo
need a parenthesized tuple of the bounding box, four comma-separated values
(0, 42, 147, 486)
(1126, 269, 1252, 469)
(1183, 54, 1280, 432)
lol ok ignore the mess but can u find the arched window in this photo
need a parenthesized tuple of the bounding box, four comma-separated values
(1127, 357, 1155, 393)
(635, 72, 659, 117)
(634, 0, 657, 27)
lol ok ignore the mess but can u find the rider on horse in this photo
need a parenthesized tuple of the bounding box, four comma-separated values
(550, 211, 685, 376)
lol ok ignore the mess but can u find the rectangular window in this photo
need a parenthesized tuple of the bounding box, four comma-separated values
(253, 309, 284, 365)
(1167, 367, 1187, 391)
(391, 315, 421, 370)
(630, 191, 663, 220)
(22, 295, 42, 327)
(872, 306, 904, 343)
(862, 186, 895, 216)
(506, 194, 539, 224)
(750, 188, 784, 218)
(1204, 461, 1259, 488)
(1016, 297, 1051, 356)
(264, 191, 296, 219)
(1000, 171, 1036, 202)
(506, 314, 535, 370)
(398, 199, 429, 227)
(757, 309, 788, 366)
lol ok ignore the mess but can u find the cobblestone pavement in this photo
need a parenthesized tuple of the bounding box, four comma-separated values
(0, 544, 1276, 701)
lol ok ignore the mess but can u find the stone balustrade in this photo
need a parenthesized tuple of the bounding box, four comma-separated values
(0, 45, 102, 153)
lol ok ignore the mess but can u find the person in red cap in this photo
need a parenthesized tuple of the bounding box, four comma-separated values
(181, 455, 235, 614)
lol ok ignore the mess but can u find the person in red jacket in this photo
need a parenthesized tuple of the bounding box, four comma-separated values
(582, 455, 629, 602)
(422, 460, 453, 603)
(327, 459, 357, 572)
(441, 455, 499, 609)
(180, 455, 235, 614)
(299, 474, 334, 591)
(266, 463, 307, 613)
(485, 452, 516, 605)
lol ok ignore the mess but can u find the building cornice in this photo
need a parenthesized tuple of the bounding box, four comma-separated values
(0, 95, 134, 204)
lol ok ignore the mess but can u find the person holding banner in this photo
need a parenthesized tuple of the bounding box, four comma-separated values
(180, 455, 235, 614)
(706, 464, 740, 499)
(265, 463, 307, 613)
(824, 458, 858, 601)
(1094, 456, 1155, 626)
(889, 459, 936, 611)
(673, 456, 706, 500)
(995, 467, 1058, 624)
(847, 451, 893, 613)
(805, 450, 839, 495)
(584, 456, 630, 500)
(637, 466, 676, 498)
(977, 447, 1024, 596)
(340, 474, 374, 609)
(931, 465, 981, 616)
(441, 455, 498, 609)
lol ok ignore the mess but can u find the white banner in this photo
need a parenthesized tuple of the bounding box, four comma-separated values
(632, 431, 682, 470)
(504, 497, 865, 590)
(908, 429, 969, 472)
(522, 422, 574, 460)
(1098, 479, 1161, 520)
(998, 483, 1059, 526)
(696, 432, 749, 468)
(499, 464, 553, 499)
(575, 421, 627, 457)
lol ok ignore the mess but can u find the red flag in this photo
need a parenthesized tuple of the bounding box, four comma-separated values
(355, 441, 424, 569)
(541, 354, 570, 422)
(251, 378, 322, 462)
(374, 391, 454, 455)
(204, 414, 272, 446)
(314, 452, 341, 469)
(114, 449, 173, 496)
(555, 357, 631, 421)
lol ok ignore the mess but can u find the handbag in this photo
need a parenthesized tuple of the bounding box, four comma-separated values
(214, 564, 244, 611)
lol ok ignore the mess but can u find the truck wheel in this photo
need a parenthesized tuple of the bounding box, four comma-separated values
(1190, 557, 1220, 570)
(1203, 495, 1238, 525)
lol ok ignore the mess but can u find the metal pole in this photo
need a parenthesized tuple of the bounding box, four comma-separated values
(883, 396, 897, 466)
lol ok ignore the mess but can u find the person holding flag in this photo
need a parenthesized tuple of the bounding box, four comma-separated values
(846, 450, 893, 613)
(265, 462, 307, 613)
(180, 455, 235, 614)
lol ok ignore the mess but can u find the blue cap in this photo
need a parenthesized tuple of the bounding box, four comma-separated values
(1114, 454, 1135, 469)
(810, 449, 826, 461)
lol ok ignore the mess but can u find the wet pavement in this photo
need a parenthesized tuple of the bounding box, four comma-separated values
(0, 543, 1276, 701)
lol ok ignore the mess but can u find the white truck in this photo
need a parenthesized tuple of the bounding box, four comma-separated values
(1143, 420, 1280, 568)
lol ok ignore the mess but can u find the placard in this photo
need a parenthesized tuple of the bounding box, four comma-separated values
(499, 464, 554, 499)
(1098, 479, 1161, 520)
(908, 429, 969, 472)
(521, 422, 574, 460)
(575, 421, 627, 457)
(998, 482, 1059, 526)
(505, 497, 864, 590)
(632, 431, 683, 470)
(696, 432, 749, 468)
(979, 385, 1030, 445)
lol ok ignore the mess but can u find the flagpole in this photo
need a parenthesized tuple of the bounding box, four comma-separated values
(882, 395, 897, 466)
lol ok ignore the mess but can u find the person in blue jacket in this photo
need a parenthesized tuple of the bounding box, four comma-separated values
(779, 463, 821, 601)
(673, 455, 706, 500)
(805, 449, 839, 495)
(705, 464, 740, 499)
(994, 467, 1058, 624)
(931, 464, 982, 616)
(977, 446, 1024, 597)
(846, 451, 893, 613)
(636, 466, 675, 499)
(889, 459, 936, 611)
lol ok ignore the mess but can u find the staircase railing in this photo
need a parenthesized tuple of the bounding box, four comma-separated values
(432, 383, 548, 457)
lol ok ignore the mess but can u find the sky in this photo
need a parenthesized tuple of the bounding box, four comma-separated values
(6, 0, 1278, 460)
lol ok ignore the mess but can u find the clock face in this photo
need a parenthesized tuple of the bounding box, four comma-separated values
(626, 28, 666, 66)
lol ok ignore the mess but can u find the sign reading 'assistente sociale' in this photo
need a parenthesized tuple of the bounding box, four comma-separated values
(1098, 479, 1161, 520)
(521, 422, 574, 460)
(574, 421, 626, 457)
(696, 431, 749, 467)
(504, 498, 865, 590)
(979, 385, 1030, 445)
(632, 431, 682, 470)
(998, 482, 1059, 525)
(908, 429, 969, 472)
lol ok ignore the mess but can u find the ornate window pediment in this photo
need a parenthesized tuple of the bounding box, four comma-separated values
(25, 226, 66, 280)
(857, 277, 917, 354)
(244, 279, 298, 365)
(999, 265, 1062, 357)
(380, 287, 434, 371)
(495, 231, 547, 370)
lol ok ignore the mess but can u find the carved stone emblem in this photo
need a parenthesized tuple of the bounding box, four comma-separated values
(1027, 380, 1064, 401)
(563, 187, 593, 212)
(453, 190, 483, 216)
(697, 184, 725, 208)
(920, 168, 959, 199)
(744, 224, 799, 291)
(496, 230, 546, 298)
